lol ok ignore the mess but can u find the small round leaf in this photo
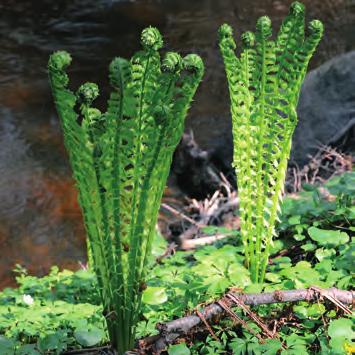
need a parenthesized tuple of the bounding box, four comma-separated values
(74, 327, 104, 347)
(142, 287, 168, 305)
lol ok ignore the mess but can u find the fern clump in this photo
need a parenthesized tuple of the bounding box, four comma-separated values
(219, 2, 323, 283)
(48, 27, 204, 354)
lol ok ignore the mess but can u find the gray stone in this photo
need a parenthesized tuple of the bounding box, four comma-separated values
(293, 50, 355, 165)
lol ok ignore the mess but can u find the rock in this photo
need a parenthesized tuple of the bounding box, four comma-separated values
(171, 133, 222, 199)
(293, 50, 355, 165)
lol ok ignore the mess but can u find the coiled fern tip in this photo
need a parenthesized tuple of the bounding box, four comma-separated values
(77, 83, 100, 104)
(241, 31, 255, 48)
(162, 52, 183, 74)
(183, 54, 204, 75)
(140, 26, 163, 50)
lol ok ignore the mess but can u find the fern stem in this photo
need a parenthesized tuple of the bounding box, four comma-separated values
(253, 17, 272, 283)
(125, 49, 156, 346)
(109, 60, 129, 349)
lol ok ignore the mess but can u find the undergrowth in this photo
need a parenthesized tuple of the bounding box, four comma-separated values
(0, 172, 353, 354)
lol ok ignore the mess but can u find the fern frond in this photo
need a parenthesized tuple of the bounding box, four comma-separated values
(49, 27, 203, 354)
(219, 2, 323, 283)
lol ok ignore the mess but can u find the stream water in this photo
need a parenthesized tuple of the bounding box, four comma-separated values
(0, 0, 353, 288)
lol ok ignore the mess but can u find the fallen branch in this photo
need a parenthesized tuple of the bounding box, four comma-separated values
(217, 299, 265, 343)
(63, 346, 112, 354)
(227, 293, 278, 339)
(286, 145, 352, 193)
(155, 243, 177, 264)
(139, 287, 353, 353)
(180, 233, 232, 250)
(161, 203, 201, 226)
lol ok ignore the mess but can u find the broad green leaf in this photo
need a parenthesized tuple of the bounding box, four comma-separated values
(288, 215, 301, 225)
(74, 327, 104, 347)
(307, 303, 326, 317)
(328, 318, 354, 339)
(0, 336, 15, 355)
(293, 233, 306, 241)
(265, 272, 282, 283)
(168, 343, 191, 355)
(301, 243, 316, 251)
(17, 344, 41, 355)
(37, 332, 67, 352)
(151, 232, 168, 258)
(308, 227, 349, 246)
(315, 248, 336, 261)
(142, 287, 168, 305)
(329, 336, 353, 355)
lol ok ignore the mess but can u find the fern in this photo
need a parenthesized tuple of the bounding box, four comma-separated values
(219, 2, 323, 283)
(48, 27, 204, 354)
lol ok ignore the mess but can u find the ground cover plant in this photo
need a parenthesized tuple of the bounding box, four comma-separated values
(218, 1, 323, 283)
(48, 27, 204, 354)
(0, 172, 353, 354)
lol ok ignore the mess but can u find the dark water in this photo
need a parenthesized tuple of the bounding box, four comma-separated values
(0, 0, 354, 288)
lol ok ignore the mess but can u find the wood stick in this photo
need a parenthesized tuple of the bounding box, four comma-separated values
(161, 203, 201, 226)
(140, 287, 353, 353)
(181, 234, 231, 250)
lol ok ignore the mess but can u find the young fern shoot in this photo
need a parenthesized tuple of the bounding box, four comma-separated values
(48, 27, 204, 354)
(219, 2, 323, 283)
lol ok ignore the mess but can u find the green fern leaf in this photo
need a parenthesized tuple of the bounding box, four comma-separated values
(219, 1, 323, 283)
(48, 27, 203, 354)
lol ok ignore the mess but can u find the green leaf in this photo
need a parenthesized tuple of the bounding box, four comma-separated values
(151, 232, 168, 258)
(301, 243, 316, 252)
(17, 344, 41, 355)
(260, 339, 283, 354)
(37, 332, 67, 352)
(265, 272, 282, 283)
(307, 303, 326, 318)
(328, 318, 354, 339)
(142, 287, 168, 305)
(168, 343, 191, 355)
(315, 248, 336, 261)
(74, 327, 104, 347)
(293, 233, 306, 241)
(282, 333, 309, 355)
(288, 215, 301, 225)
(229, 337, 247, 354)
(0, 336, 15, 355)
(308, 227, 349, 246)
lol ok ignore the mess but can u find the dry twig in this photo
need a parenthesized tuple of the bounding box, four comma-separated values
(138, 287, 353, 353)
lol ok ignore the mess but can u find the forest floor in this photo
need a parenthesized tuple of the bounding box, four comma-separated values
(0, 147, 353, 355)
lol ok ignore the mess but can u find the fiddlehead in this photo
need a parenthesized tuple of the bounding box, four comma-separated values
(219, 2, 323, 283)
